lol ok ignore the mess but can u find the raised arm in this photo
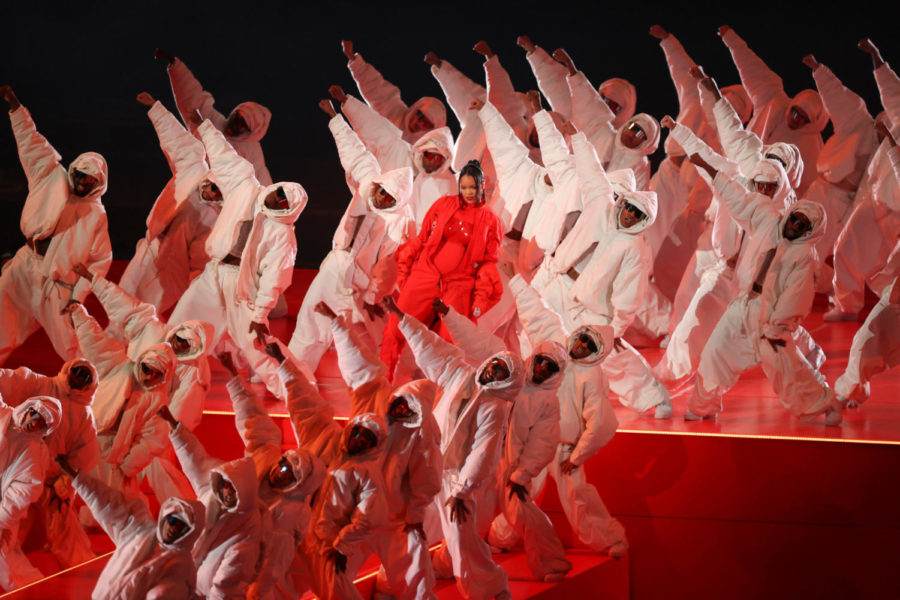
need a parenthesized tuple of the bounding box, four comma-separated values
(508, 274, 567, 347)
(482, 51, 529, 139)
(329, 314, 390, 396)
(89, 274, 161, 341)
(478, 102, 542, 214)
(442, 306, 507, 366)
(328, 113, 382, 187)
(277, 359, 342, 462)
(567, 71, 616, 152)
(719, 26, 785, 111)
(69, 304, 128, 379)
(147, 100, 210, 200)
(8, 103, 64, 187)
(166, 57, 227, 132)
(873, 59, 900, 131)
(572, 132, 613, 205)
(712, 95, 764, 176)
(395, 308, 471, 390)
(197, 120, 260, 201)
(340, 93, 412, 170)
(346, 49, 409, 126)
(169, 422, 220, 497)
(666, 119, 739, 177)
(430, 58, 486, 125)
(711, 169, 779, 236)
(523, 43, 573, 120)
(222, 360, 282, 472)
(72, 470, 151, 546)
(653, 27, 700, 115)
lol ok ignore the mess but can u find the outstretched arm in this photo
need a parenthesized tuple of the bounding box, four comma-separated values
(719, 26, 785, 111)
(346, 46, 409, 126)
(197, 120, 259, 201)
(7, 98, 64, 187)
(652, 27, 700, 115)
(567, 70, 616, 152)
(429, 57, 486, 125)
(72, 469, 151, 546)
(165, 54, 227, 133)
(146, 99, 210, 200)
(68, 304, 128, 379)
(522, 40, 573, 120)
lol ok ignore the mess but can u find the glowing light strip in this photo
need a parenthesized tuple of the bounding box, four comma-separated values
(351, 543, 443, 585)
(0, 551, 114, 598)
(617, 428, 900, 446)
(202, 410, 349, 421)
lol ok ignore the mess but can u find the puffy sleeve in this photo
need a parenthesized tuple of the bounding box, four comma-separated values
(720, 29, 785, 112)
(9, 105, 63, 187)
(713, 98, 764, 176)
(341, 95, 412, 171)
(874, 63, 900, 133)
(670, 121, 740, 177)
(71, 210, 113, 301)
(712, 171, 779, 237)
(147, 100, 209, 200)
(0, 367, 53, 406)
(317, 469, 386, 556)
(70, 304, 128, 379)
(73, 471, 151, 546)
(330, 316, 389, 393)
(442, 308, 506, 366)
(118, 412, 169, 479)
(479, 102, 542, 220)
(567, 71, 616, 153)
(659, 34, 699, 116)
(526, 47, 573, 120)
(453, 400, 508, 499)
(167, 57, 227, 132)
(403, 422, 443, 525)
(278, 361, 342, 464)
(508, 274, 567, 347)
(510, 399, 560, 487)
(348, 53, 409, 126)
(484, 55, 529, 140)
(605, 246, 651, 337)
(398, 314, 471, 391)
(328, 114, 382, 189)
(169, 424, 221, 498)
(227, 376, 282, 475)
(569, 372, 617, 466)
(198, 120, 260, 203)
(759, 261, 815, 339)
(0, 439, 46, 532)
(813, 65, 873, 137)
(90, 275, 161, 343)
(250, 228, 297, 322)
(431, 60, 486, 125)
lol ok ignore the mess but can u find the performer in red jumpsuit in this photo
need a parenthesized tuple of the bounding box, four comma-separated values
(382, 160, 503, 377)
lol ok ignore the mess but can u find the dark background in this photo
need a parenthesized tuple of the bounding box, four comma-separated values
(1, 0, 894, 268)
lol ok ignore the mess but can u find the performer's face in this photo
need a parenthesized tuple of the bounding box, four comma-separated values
(407, 109, 433, 134)
(224, 111, 250, 138)
(346, 425, 378, 455)
(787, 106, 811, 130)
(161, 514, 189, 543)
(72, 170, 99, 197)
(422, 150, 445, 174)
(267, 456, 296, 489)
(620, 122, 646, 149)
(459, 175, 479, 204)
(264, 187, 290, 211)
(21, 407, 47, 433)
(478, 357, 510, 385)
(68, 365, 93, 390)
(372, 185, 396, 210)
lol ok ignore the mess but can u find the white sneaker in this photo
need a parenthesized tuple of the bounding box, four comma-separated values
(654, 398, 674, 419)
(824, 308, 860, 322)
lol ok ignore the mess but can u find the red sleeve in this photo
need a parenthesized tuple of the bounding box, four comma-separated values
(472, 211, 503, 316)
(397, 197, 446, 287)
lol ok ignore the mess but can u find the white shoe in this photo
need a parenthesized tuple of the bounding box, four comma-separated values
(823, 308, 860, 322)
(684, 409, 715, 421)
(654, 399, 673, 419)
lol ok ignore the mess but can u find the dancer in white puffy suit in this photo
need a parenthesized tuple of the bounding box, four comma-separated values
(384, 296, 524, 600)
(504, 273, 627, 557)
(166, 419, 262, 600)
(828, 39, 900, 321)
(73, 264, 213, 502)
(274, 350, 388, 600)
(718, 26, 828, 196)
(168, 348, 324, 600)
(154, 48, 272, 185)
(552, 48, 659, 190)
(0, 396, 61, 592)
(800, 55, 878, 294)
(834, 139, 900, 406)
(342, 40, 447, 145)
(118, 93, 221, 313)
(687, 155, 841, 424)
(168, 116, 307, 399)
(288, 100, 415, 373)
(433, 297, 572, 583)
(0, 359, 99, 569)
(531, 131, 673, 418)
(329, 85, 457, 225)
(518, 35, 636, 130)
(66, 303, 176, 500)
(317, 302, 442, 600)
(0, 85, 111, 365)
(59, 455, 204, 600)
